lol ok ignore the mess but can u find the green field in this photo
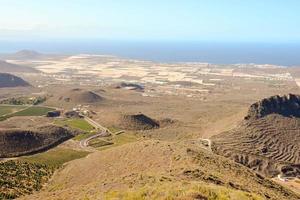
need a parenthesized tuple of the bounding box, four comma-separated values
(0, 105, 27, 116)
(73, 131, 97, 141)
(88, 138, 114, 148)
(20, 148, 90, 167)
(55, 118, 96, 142)
(0, 105, 55, 121)
(96, 133, 138, 150)
(11, 106, 55, 116)
(55, 119, 94, 132)
(108, 126, 123, 133)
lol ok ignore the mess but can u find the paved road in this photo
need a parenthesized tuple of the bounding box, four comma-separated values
(79, 117, 110, 148)
(84, 117, 108, 132)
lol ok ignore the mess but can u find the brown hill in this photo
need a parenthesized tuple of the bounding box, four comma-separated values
(212, 94, 300, 178)
(20, 140, 300, 200)
(0, 125, 74, 158)
(0, 60, 38, 73)
(0, 73, 30, 88)
(119, 113, 159, 130)
(58, 88, 104, 104)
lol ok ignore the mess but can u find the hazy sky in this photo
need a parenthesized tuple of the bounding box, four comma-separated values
(1, 0, 300, 42)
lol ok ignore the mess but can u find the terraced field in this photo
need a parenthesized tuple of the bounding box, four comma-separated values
(212, 114, 300, 177)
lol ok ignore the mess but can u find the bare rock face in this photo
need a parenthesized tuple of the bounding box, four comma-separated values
(0, 125, 74, 158)
(245, 94, 300, 120)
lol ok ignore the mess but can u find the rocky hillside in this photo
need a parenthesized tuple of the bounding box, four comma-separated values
(245, 94, 300, 119)
(119, 114, 159, 130)
(212, 94, 300, 178)
(0, 125, 74, 157)
(0, 73, 31, 88)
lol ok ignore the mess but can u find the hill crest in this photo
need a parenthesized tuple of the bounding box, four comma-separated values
(245, 94, 300, 120)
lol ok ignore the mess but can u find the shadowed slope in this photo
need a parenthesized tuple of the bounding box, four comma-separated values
(0, 73, 31, 88)
(0, 125, 74, 157)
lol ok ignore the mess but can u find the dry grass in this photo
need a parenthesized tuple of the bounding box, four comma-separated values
(105, 181, 263, 200)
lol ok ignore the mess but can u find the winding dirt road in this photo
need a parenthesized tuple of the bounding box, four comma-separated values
(79, 117, 110, 148)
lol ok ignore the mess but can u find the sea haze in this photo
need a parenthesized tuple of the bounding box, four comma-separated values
(0, 40, 299, 66)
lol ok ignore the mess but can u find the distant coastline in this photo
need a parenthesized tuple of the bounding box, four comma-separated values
(0, 40, 299, 66)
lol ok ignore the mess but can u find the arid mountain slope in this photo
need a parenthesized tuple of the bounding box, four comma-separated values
(212, 94, 300, 178)
(20, 140, 299, 200)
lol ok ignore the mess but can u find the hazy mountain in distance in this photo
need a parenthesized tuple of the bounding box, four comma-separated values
(0, 49, 47, 61)
(13, 50, 43, 59)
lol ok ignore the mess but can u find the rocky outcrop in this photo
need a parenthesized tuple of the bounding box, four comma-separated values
(245, 94, 300, 120)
